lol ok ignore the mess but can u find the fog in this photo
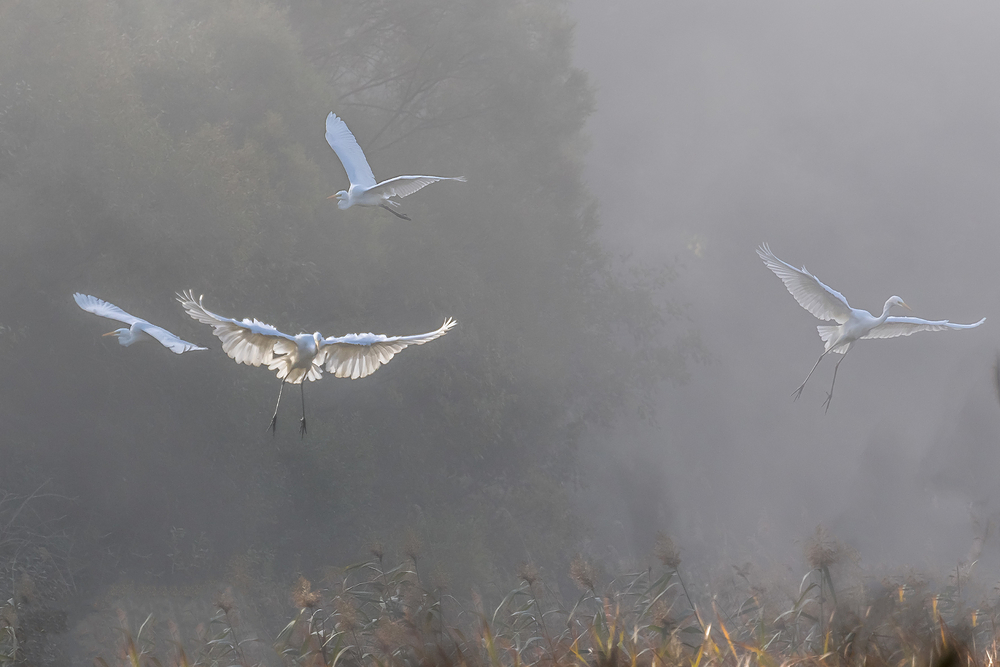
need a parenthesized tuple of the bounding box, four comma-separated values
(2, 0, 1000, 662)
(572, 0, 1000, 572)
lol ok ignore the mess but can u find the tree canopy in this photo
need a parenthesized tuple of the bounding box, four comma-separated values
(0, 0, 685, 600)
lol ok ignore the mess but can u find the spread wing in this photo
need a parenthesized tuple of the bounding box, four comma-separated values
(368, 175, 466, 200)
(75, 292, 207, 354)
(74, 293, 143, 327)
(137, 323, 208, 354)
(862, 316, 986, 340)
(757, 243, 853, 323)
(177, 290, 294, 367)
(326, 112, 376, 188)
(321, 318, 456, 380)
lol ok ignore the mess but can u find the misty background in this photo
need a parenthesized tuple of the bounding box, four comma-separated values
(573, 0, 1000, 573)
(1, 0, 1000, 662)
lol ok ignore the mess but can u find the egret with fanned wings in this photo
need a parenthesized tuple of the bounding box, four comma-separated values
(74, 293, 207, 354)
(177, 290, 456, 436)
(757, 244, 985, 412)
(325, 112, 466, 220)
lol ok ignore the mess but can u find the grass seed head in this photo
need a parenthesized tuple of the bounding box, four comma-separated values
(292, 576, 320, 609)
(518, 561, 540, 586)
(649, 599, 671, 629)
(805, 525, 841, 570)
(403, 531, 422, 563)
(335, 596, 358, 633)
(214, 587, 235, 614)
(654, 533, 681, 569)
(570, 555, 597, 591)
(374, 618, 409, 655)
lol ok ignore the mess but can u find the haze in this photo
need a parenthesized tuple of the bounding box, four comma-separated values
(573, 0, 1000, 572)
(1, 0, 999, 662)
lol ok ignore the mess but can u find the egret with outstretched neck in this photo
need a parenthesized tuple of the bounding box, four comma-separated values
(74, 293, 207, 354)
(757, 244, 985, 412)
(325, 112, 465, 220)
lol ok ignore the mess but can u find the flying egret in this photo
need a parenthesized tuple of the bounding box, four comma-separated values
(74, 293, 207, 354)
(757, 244, 985, 412)
(177, 290, 456, 436)
(325, 112, 466, 220)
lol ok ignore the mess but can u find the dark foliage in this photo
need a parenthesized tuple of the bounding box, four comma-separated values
(0, 0, 689, 633)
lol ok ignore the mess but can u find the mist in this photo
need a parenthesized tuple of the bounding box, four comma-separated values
(2, 0, 1000, 663)
(572, 0, 1000, 574)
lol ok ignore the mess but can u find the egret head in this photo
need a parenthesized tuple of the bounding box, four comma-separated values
(327, 190, 350, 209)
(103, 327, 135, 346)
(888, 296, 911, 311)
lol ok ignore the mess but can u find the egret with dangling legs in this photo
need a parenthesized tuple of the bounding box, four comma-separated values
(757, 244, 985, 412)
(177, 290, 456, 436)
(325, 112, 466, 220)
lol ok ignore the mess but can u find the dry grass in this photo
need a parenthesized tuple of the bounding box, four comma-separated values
(95, 530, 1000, 667)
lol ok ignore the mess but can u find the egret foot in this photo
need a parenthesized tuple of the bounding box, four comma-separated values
(269, 380, 286, 435)
(299, 417, 307, 438)
(380, 203, 411, 221)
(791, 385, 806, 401)
(824, 356, 844, 414)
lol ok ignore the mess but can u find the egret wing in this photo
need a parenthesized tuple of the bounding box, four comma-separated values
(368, 175, 466, 200)
(757, 243, 853, 323)
(321, 318, 456, 380)
(137, 323, 208, 354)
(74, 293, 143, 327)
(326, 113, 376, 188)
(862, 316, 986, 340)
(176, 290, 294, 367)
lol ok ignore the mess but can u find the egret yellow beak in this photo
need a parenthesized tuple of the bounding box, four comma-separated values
(326, 194, 337, 199)
(102, 331, 118, 337)
(901, 301, 911, 310)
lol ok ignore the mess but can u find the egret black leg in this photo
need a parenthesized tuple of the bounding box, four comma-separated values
(823, 355, 847, 413)
(299, 382, 307, 438)
(268, 380, 285, 434)
(792, 352, 827, 401)
(380, 203, 412, 221)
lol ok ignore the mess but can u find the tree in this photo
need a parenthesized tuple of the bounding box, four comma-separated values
(0, 0, 688, 595)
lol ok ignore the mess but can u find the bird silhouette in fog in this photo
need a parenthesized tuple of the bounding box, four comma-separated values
(75, 293, 207, 354)
(325, 112, 466, 220)
(758, 244, 985, 412)
(177, 290, 455, 436)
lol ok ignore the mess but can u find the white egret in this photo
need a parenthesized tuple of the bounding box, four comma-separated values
(325, 112, 466, 220)
(757, 244, 985, 412)
(177, 290, 456, 436)
(74, 293, 207, 354)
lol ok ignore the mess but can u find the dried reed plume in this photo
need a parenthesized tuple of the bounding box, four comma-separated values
(292, 575, 320, 609)
(805, 524, 841, 569)
(654, 532, 681, 569)
(403, 531, 422, 563)
(517, 561, 540, 586)
(214, 586, 235, 614)
(335, 596, 358, 633)
(570, 555, 597, 592)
